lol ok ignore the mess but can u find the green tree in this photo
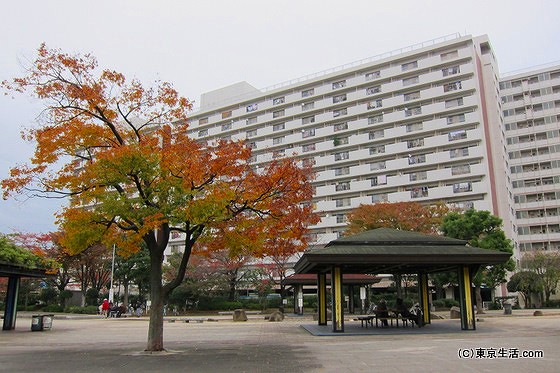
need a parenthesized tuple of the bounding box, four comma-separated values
(113, 244, 151, 307)
(521, 251, 560, 305)
(441, 209, 515, 313)
(507, 271, 543, 308)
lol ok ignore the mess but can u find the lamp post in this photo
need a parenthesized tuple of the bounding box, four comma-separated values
(108, 244, 116, 304)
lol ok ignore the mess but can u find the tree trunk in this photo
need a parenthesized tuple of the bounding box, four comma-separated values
(475, 285, 484, 314)
(146, 247, 165, 351)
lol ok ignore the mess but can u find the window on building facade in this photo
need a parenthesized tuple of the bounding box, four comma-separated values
(333, 108, 348, 117)
(368, 114, 383, 124)
(334, 122, 348, 132)
(199, 117, 209, 125)
(365, 71, 381, 80)
(447, 113, 466, 124)
(302, 88, 314, 97)
(407, 138, 424, 148)
(332, 80, 346, 89)
(302, 102, 314, 111)
(334, 167, 350, 176)
(370, 175, 387, 186)
(302, 157, 316, 167)
(371, 193, 388, 203)
(247, 141, 257, 149)
(302, 128, 315, 138)
(408, 154, 426, 165)
(369, 129, 384, 139)
(246, 116, 257, 125)
(246, 129, 257, 138)
(449, 147, 469, 158)
(221, 122, 232, 131)
(409, 171, 427, 181)
(222, 110, 232, 119)
(273, 109, 285, 118)
(273, 123, 285, 131)
(335, 198, 351, 207)
(366, 86, 381, 95)
(333, 94, 347, 103)
(402, 61, 418, 71)
(273, 149, 285, 158)
(404, 91, 420, 101)
(370, 161, 386, 170)
(451, 164, 471, 175)
(302, 116, 315, 124)
(406, 122, 423, 132)
(302, 143, 316, 152)
(246, 103, 258, 112)
(405, 106, 422, 116)
(273, 96, 285, 105)
(334, 151, 349, 161)
(367, 99, 383, 110)
(334, 137, 349, 146)
(411, 186, 429, 198)
(445, 97, 464, 108)
(442, 66, 460, 76)
(369, 145, 385, 154)
(403, 76, 420, 86)
(335, 182, 350, 191)
(448, 130, 467, 141)
(453, 182, 472, 193)
(198, 129, 208, 137)
(440, 50, 458, 61)
(273, 136, 284, 145)
(443, 81, 462, 92)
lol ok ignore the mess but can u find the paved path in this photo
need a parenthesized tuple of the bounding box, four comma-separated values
(0, 311, 559, 372)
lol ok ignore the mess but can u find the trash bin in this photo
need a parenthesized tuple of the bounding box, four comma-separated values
(503, 303, 512, 315)
(31, 314, 54, 331)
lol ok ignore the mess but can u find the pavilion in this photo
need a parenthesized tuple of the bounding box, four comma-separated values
(293, 228, 511, 333)
(1, 262, 52, 331)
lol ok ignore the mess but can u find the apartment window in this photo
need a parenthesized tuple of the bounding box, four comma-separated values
(447, 113, 466, 124)
(273, 149, 285, 158)
(370, 161, 386, 170)
(404, 91, 420, 101)
(302, 157, 316, 167)
(302, 116, 315, 124)
(442, 66, 460, 77)
(503, 109, 515, 117)
(371, 175, 387, 186)
(408, 154, 426, 165)
(302, 128, 315, 138)
(302, 88, 314, 98)
(333, 94, 347, 103)
(445, 97, 464, 108)
(335, 198, 351, 207)
(333, 122, 348, 132)
(302, 102, 314, 111)
(333, 108, 347, 117)
(411, 186, 429, 198)
(222, 110, 232, 119)
(366, 86, 381, 95)
(367, 99, 383, 110)
(451, 164, 471, 175)
(407, 138, 424, 148)
(448, 130, 467, 141)
(369, 145, 385, 154)
(369, 129, 384, 139)
(273, 96, 285, 105)
(273, 136, 284, 145)
(402, 61, 418, 71)
(453, 182, 472, 193)
(449, 148, 469, 158)
(334, 167, 350, 176)
(332, 80, 346, 89)
(246, 116, 257, 125)
(199, 117, 209, 125)
(273, 123, 285, 131)
(246, 129, 257, 138)
(365, 71, 380, 80)
(409, 171, 427, 181)
(198, 129, 208, 137)
(247, 141, 257, 149)
(443, 81, 462, 92)
(405, 106, 422, 116)
(246, 103, 258, 112)
(335, 214, 346, 224)
(440, 50, 458, 61)
(222, 121, 234, 131)
(302, 143, 316, 152)
(406, 122, 423, 132)
(403, 76, 419, 86)
(334, 151, 349, 161)
(335, 182, 350, 191)
(273, 109, 285, 118)
(368, 114, 383, 124)
(371, 193, 388, 203)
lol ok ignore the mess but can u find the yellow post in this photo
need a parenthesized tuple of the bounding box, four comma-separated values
(458, 265, 476, 330)
(331, 266, 344, 332)
(317, 273, 327, 325)
(419, 273, 431, 325)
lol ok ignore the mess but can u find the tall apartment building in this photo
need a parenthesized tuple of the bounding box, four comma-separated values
(500, 64, 560, 254)
(166, 34, 517, 261)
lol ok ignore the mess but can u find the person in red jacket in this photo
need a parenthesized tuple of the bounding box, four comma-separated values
(101, 298, 110, 317)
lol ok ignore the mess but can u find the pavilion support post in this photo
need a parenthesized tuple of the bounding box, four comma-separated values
(457, 265, 476, 330)
(418, 272, 431, 325)
(317, 273, 327, 325)
(331, 266, 344, 332)
(3, 276, 20, 330)
(348, 285, 355, 314)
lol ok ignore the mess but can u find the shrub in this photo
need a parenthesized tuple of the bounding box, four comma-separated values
(65, 306, 99, 314)
(43, 304, 64, 312)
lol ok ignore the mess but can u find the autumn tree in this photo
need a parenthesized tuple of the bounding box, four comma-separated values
(520, 250, 560, 305)
(2, 44, 315, 351)
(345, 201, 450, 236)
(441, 209, 515, 314)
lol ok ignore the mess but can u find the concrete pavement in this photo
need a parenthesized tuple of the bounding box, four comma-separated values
(0, 310, 559, 372)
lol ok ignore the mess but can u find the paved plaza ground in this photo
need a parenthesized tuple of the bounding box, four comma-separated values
(0, 310, 559, 372)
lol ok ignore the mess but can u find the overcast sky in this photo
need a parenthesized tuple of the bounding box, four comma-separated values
(1, 0, 560, 234)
